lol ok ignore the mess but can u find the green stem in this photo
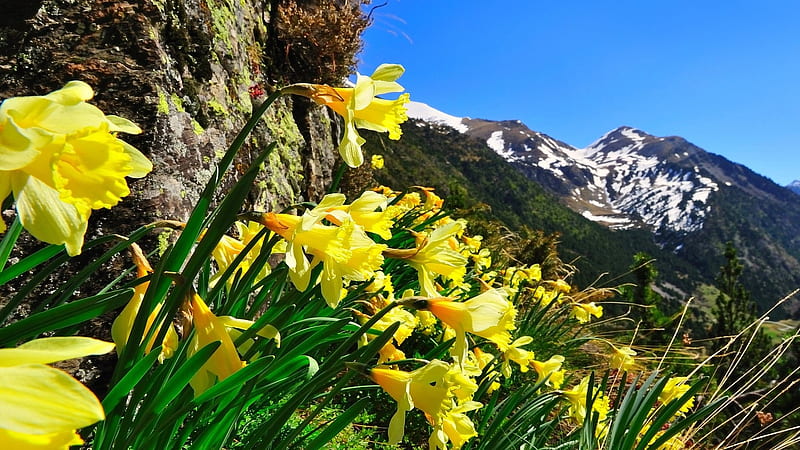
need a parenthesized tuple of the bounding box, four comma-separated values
(327, 162, 347, 194)
(0, 215, 22, 272)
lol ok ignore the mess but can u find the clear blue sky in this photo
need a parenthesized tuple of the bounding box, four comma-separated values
(358, 1, 800, 186)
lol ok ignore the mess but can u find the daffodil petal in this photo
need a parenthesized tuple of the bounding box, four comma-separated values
(0, 337, 115, 367)
(14, 174, 87, 256)
(0, 364, 104, 434)
(0, 428, 84, 449)
(48, 80, 94, 104)
(218, 316, 281, 347)
(338, 120, 365, 168)
(104, 114, 142, 134)
(121, 141, 152, 178)
(0, 117, 39, 171)
(370, 64, 405, 82)
(387, 406, 409, 445)
(352, 74, 377, 111)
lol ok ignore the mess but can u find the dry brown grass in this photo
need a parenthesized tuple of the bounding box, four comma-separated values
(270, 0, 371, 85)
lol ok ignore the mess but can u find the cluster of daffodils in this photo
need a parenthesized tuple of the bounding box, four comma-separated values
(242, 185, 592, 448)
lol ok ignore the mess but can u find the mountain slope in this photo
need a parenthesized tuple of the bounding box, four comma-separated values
(394, 102, 800, 317)
(361, 119, 702, 298)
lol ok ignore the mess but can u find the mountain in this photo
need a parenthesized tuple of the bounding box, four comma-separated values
(390, 102, 800, 317)
(788, 180, 800, 195)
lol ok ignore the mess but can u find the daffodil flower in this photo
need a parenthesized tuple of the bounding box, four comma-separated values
(0, 336, 115, 448)
(185, 293, 279, 395)
(111, 244, 179, 363)
(0, 81, 152, 255)
(572, 301, 603, 323)
(400, 289, 516, 363)
(366, 359, 481, 448)
(531, 354, 565, 389)
(282, 64, 410, 167)
(500, 335, 534, 378)
(434, 400, 482, 450)
(561, 375, 610, 425)
(210, 220, 272, 288)
(367, 360, 451, 444)
(658, 377, 695, 415)
(385, 220, 468, 297)
(609, 345, 637, 372)
(371, 154, 385, 169)
(259, 210, 385, 308)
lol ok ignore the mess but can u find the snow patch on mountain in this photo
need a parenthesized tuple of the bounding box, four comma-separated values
(405, 101, 468, 133)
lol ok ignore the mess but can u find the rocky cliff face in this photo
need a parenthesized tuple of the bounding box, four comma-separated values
(0, 0, 342, 239)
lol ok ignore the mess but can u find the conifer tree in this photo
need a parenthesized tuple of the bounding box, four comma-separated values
(711, 242, 771, 382)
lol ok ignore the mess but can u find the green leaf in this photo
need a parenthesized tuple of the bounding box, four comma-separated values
(0, 289, 132, 346)
(0, 215, 22, 271)
(192, 355, 275, 404)
(151, 341, 222, 413)
(102, 349, 161, 413)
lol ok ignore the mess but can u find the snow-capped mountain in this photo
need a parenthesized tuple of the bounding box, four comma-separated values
(374, 101, 800, 316)
(406, 101, 724, 237)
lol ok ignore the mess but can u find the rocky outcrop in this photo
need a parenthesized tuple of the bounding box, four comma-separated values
(0, 0, 341, 239)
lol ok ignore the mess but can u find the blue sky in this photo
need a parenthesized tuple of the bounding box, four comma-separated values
(358, 1, 800, 185)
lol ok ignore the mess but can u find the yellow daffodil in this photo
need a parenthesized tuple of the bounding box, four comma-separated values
(367, 359, 482, 449)
(659, 377, 695, 415)
(0, 337, 115, 448)
(111, 244, 179, 363)
(282, 64, 410, 167)
(367, 359, 451, 444)
(401, 289, 516, 362)
(531, 354, 566, 389)
(186, 293, 246, 395)
(184, 293, 278, 395)
(532, 286, 561, 307)
(210, 220, 272, 288)
(572, 302, 603, 323)
(501, 265, 542, 289)
(371, 154, 385, 169)
(472, 347, 501, 393)
(0, 81, 152, 255)
(385, 220, 468, 297)
(561, 375, 610, 425)
(259, 210, 386, 308)
(609, 345, 637, 372)
(500, 335, 535, 378)
(365, 270, 394, 295)
(434, 400, 482, 450)
(312, 192, 395, 240)
(377, 342, 406, 365)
